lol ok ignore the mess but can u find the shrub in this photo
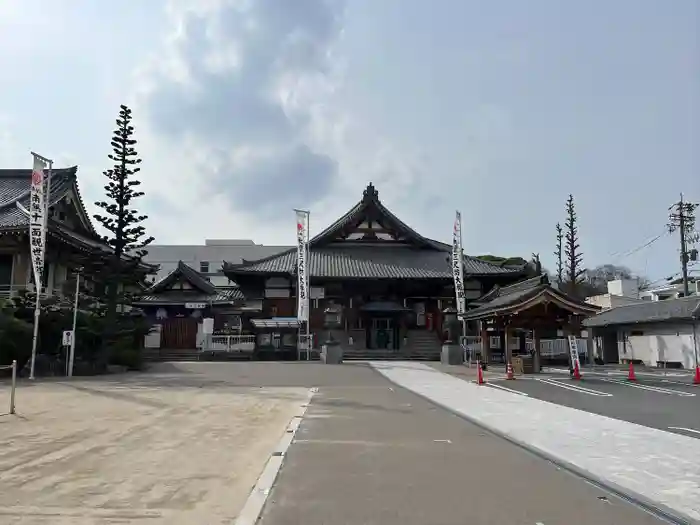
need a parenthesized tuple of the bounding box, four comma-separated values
(0, 305, 33, 373)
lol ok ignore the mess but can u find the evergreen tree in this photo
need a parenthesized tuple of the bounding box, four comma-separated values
(564, 194, 585, 295)
(93, 105, 154, 353)
(554, 223, 564, 283)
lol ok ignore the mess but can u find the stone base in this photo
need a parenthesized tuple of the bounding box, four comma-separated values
(321, 344, 344, 364)
(441, 344, 463, 366)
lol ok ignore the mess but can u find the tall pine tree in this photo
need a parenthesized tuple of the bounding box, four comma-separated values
(93, 105, 154, 350)
(554, 222, 564, 283)
(564, 194, 585, 295)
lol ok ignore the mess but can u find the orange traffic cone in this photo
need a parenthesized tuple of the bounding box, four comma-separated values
(506, 362, 515, 380)
(693, 366, 700, 385)
(572, 360, 582, 380)
(477, 361, 485, 385)
(627, 361, 637, 381)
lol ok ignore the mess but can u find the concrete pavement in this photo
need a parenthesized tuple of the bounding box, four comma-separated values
(434, 363, 700, 439)
(374, 361, 700, 523)
(260, 362, 665, 525)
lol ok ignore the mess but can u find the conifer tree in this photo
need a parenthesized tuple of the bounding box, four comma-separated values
(93, 105, 154, 353)
(554, 222, 564, 284)
(564, 194, 585, 295)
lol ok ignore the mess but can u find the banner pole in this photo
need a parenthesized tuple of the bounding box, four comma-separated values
(306, 212, 311, 360)
(28, 156, 52, 380)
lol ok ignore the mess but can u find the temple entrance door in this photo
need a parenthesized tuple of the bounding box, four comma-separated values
(161, 317, 198, 349)
(370, 318, 393, 349)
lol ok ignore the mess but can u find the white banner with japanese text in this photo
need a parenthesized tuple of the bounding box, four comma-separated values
(452, 210, 466, 314)
(29, 155, 48, 286)
(295, 209, 310, 322)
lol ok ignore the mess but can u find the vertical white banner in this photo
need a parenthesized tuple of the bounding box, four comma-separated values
(452, 210, 466, 315)
(29, 155, 48, 286)
(295, 209, 310, 322)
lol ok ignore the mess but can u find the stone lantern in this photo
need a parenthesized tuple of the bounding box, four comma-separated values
(321, 303, 343, 364)
(441, 306, 459, 343)
(440, 306, 463, 365)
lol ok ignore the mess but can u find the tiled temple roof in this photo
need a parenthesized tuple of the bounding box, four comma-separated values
(463, 274, 600, 320)
(136, 261, 244, 305)
(224, 183, 525, 280)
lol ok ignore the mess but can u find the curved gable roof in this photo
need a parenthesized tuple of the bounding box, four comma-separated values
(224, 183, 523, 278)
(0, 166, 96, 234)
(148, 261, 217, 295)
(463, 274, 600, 320)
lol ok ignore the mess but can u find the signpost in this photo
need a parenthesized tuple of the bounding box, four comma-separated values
(62, 330, 74, 377)
(62, 330, 74, 347)
(185, 302, 207, 310)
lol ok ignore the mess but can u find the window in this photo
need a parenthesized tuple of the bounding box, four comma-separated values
(200, 261, 210, 273)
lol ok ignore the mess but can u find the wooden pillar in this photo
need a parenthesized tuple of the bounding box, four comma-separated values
(504, 326, 513, 366)
(586, 326, 595, 367)
(532, 328, 541, 373)
(480, 327, 490, 366)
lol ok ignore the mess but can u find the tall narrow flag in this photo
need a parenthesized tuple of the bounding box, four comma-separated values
(29, 155, 48, 285)
(295, 209, 310, 323)
(452, 211, 466, 314)
(28, 151, 52, 380)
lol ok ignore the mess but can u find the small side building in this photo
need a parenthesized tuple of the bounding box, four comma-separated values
(134, 261, 254, 357)
(461, 274, 600, 371)
(583, 296, 700, 368)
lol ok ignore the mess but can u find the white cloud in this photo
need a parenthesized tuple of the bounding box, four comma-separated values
(131, 0, 431, 244)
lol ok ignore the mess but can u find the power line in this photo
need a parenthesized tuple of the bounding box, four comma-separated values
(610, 231, 667, 263)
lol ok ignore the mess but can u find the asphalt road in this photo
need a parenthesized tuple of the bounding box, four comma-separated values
(256, 362, 666, 525)
(480, 367, 700, 439)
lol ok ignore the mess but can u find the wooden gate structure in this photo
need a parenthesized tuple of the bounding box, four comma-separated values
(161, 317, 198, 349)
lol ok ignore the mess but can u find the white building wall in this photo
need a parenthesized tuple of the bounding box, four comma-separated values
(143, 239, 292, 280)
(639, 281, 700, 301)
(586, 293, 643, 310)
(607, 279, 639, 298)
(617, 322, 698, 368)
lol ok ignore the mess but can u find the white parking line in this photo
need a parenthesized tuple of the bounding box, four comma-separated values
(487, 383, 529, 396)
(660, 378, 697, 387)
(600, 378, 696, 397)
(536, 378, 613, 397)
(668, 427, 700, 437)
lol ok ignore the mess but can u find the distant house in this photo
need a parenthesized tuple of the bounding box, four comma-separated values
(639, 279, 700, 301)
(583, 296, 700, 368)
(585, 279, 645, 310)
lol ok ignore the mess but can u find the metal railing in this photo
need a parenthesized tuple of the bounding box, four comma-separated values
(297, 334, 313, 350)
(202, 334, 256, 353)
(0, 360, 17, 415)
(463, 336, 588, 357)
(0, 284, 51, 299)
(463, 336, 482, 353)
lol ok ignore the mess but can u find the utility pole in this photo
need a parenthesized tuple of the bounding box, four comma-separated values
(668, 194, 699, 296)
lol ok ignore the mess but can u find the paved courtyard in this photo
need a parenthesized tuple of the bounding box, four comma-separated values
(0, 361, 686, 524)
(0, 374, 310, 524)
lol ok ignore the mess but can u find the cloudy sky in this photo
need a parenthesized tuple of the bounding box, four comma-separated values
(0, 0, 698, 283)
